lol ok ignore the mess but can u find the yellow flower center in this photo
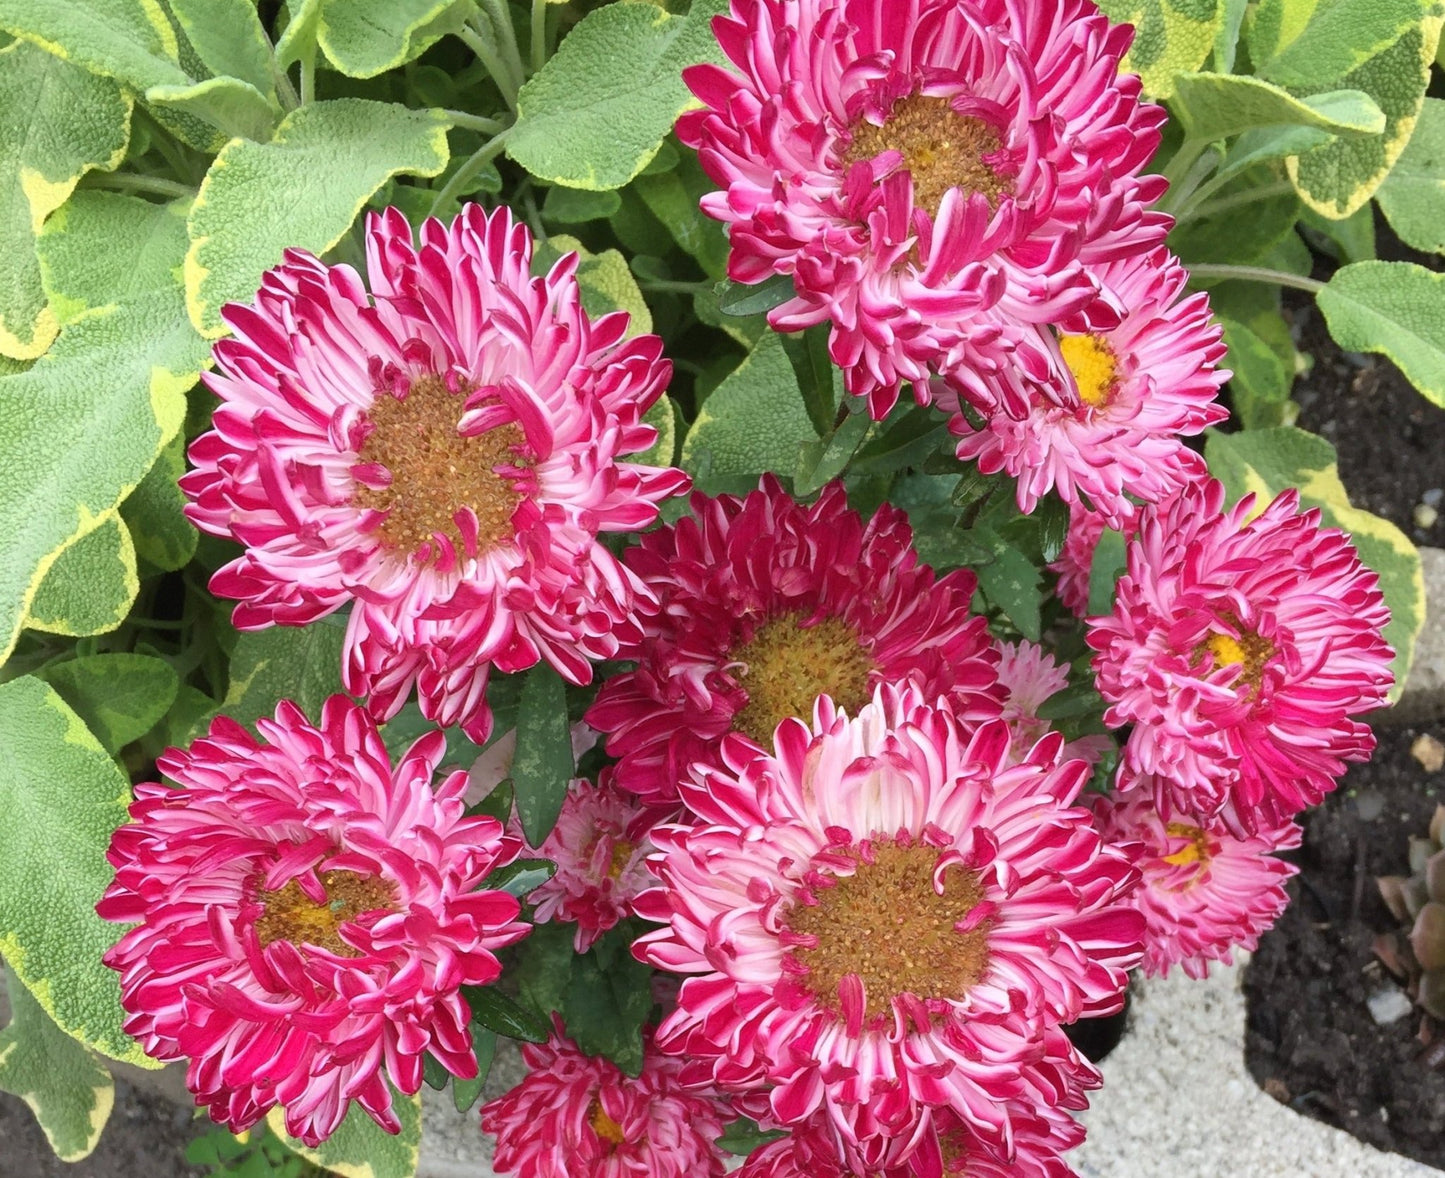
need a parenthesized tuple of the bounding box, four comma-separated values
(355, 373, 531, 562)
(730, 613, 876, 746)
(588, 1099, 627, 1148)
(253, 870, 395, 958)
(1059, 333, 1119, 409)
(1161, 822, 1213, 868)
(1195, 627, 1276, 693)
(606, 839, 634, 881)
(785, 844, 991, 1023)
(841, 94, 1010, 216)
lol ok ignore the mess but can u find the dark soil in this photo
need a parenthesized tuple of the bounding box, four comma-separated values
(0, 1080, 207, 1178)
(1244, 725, 1445, 1169)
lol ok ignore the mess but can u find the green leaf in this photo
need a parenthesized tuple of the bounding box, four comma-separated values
(512, 662, 574, 847)
(794, 409, 871, 498)
(507, 0, 726, 189)
(1087, 526, 1129, 618)
(562, 947, 652, 1076)
(1169, 164, 1302, 266)
(715, 1118, 786, 1157)
(539, 236, 655, 337)
(274, 0, 322, 70)
(167, 0, 275, 96)
(0, 0, 190, 92)
(1210, 0, 1248, 72)
(122, 431, 198, 573)
(185, 99, 452, 336)
(145, 76, 278, 144)
(451, 1029, 496, 1113)
(542, 186, 622, 224)
(1171, 73, 1386, 142)
(1376, 97, 1445, 253)
(221, 618, 347, 732)
(490, 859, 557, 899)
(780, 324, 839, 436)
(681, 332, 817, 479)
(633, 397, 678, 468)
(0, 41, 131, 360)
(317, 0, 469, 79)
(971, 530, 1043, 642)
(0, 676, 156, 1067)
(464, 984, 551, 1043)
(1280, 13, 1443, 218)
(267, 1089, 421, 1178)
(1221, 318, 1291, 429)
(512, 919, 575, 1021)
(1317, 260, 1445, 407)
(1204, 426, 1424, 702)
(1299, 201, 1377, 262)
(0, 962, 113, 1162)
(0, 189, 209, 664)
(1095, 0, 1225, 98)
(37, 653, 179, 753)
(24, 516, 138, 638)
(632, 159, 730, 278)
(1247, 0, 1436, 89)
(715, 274, 793, 317)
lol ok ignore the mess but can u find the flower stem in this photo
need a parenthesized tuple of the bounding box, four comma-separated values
(299, 50, 316, 106)
(531, 0, 548, 73)
(429, 129, 513, 216)
(476, 0, 527, 92)
(84, 172, 195, 200)
(444, 109, 508, 135)
(459, 24, 520, 110)
(1186, 264, 1325, 294)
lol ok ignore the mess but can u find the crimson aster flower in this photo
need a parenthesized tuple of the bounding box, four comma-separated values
(98, 696, 528, 1146)
(679, 0, 1167, 418)
(480, 1023, 730, 1178)
(183, 204, 688, 743)
(633, 684, 1140, 1169)
(1092, 791, 1299, 980)
(948, 248, 1228, 528)
(585, 477, 1003, 807)
(522, 772, 665, 952)
(1088, 479, 1393, 834)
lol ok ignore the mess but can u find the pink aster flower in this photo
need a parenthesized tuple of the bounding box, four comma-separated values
(183, 204, 688, 743)
(1088, 479, 1393, 834)
(680, 0, 1167, 417)
(948, 248, 1228, 528)
(996, 640, 1111, 767)
(480, 1023, 730, 1178)
(523, 772, 666, 952)
(585, 477, 1003, 807)
(98, 696, 529, 1146)
(633, 683, 1140, 1169)
(1092, 791, 1300, 980)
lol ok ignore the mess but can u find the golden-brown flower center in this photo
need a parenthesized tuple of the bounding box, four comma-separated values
(1059, 333, 1120, 409)
(588, 1099, 627, 1148)
(785, 844, 991, 1022)
(1161, 822, 1212, 868)
(355, 374, 531, 562)
(841, 94, 1009, 216)
(606, 840, 634, 881)
(1194, 628, 1276, 693)
(730, 613, 876, 746)
(253, 870, 396, 958)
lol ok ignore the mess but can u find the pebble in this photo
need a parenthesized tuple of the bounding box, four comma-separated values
(1424, 488, 1444, 509)
(1411, 733, 1445, 773)
(1416, 504, 1439, 531)
(1367, 986, 1415, 1026)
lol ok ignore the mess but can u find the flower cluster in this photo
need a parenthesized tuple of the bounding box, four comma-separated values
(94, 1, 1400, 1171)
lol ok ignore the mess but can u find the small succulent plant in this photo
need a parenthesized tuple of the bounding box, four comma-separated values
(1376, 804, 1445, 1020)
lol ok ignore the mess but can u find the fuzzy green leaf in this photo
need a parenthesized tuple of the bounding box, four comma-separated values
(0, 962, 114, 1161)
(1247, 0, 1436, 89)
(1317, 260, 1445, 407)
(0, 41, 131, 360)
(682, 332, 817, 479)
(24, 516, 138, 638)
(317, 0, 469, 79)
(507, 0, 726, 189)
(268, 1089, 421, 1178)
(185, 99, 452, 336)
(0, 191, 206, 666)
(145, 76, 278, 143)
(1376, 97, 1445, 253)
(122, 431, 198, 573)
(166, 0, 275, 96)
(1095, 0, 1225, 98)
(512, 661, 574, 847)
(1221, 318, 1291, 429)
(1171, 73, 1386, 141)
(0, 676, 156, 1067)
(1204, 427, 1423, 702)
(38, 653, 178, 753)
(0, 0, 189, 92)
(562, 946, 652, 1076)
